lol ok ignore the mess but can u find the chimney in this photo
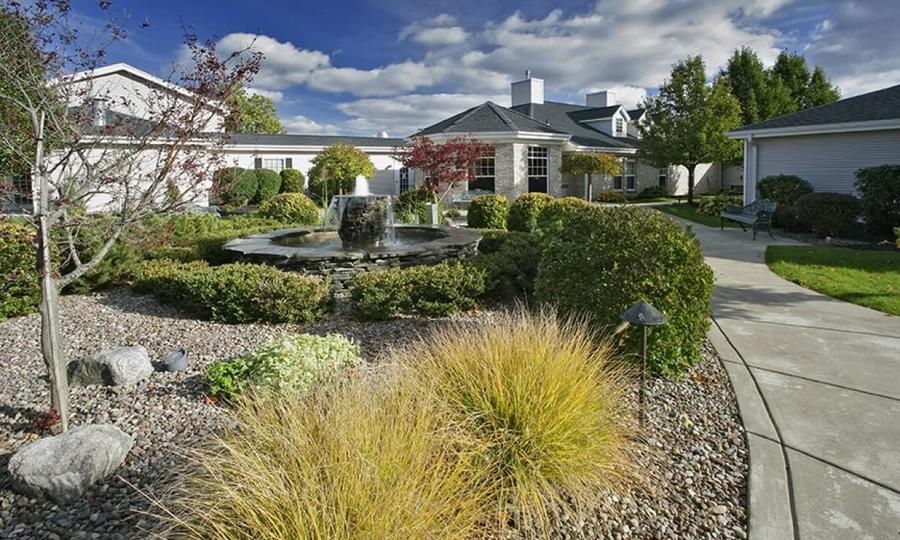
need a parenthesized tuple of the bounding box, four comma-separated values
(511, 71, 544, 107)
(586, 90, 617, 108)
(90, 97, 108, 127)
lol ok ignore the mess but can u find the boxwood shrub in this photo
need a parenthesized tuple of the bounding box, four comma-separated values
(535, 206, 713, 375)
(279, 168, 305, 193)
(855, 165, 900, 234)
(351, 262, 485, 320)
(535, 196, 592, 236)
(133, 260, 332, 323)
(212, 167, 258, 207)
(697, 193, 742, 216)
(0, 220, 39, 321)
(597, 190, 625, 203)
(507, 192, 554, 232)
(466, 230, 540, 299)
(467, 194, 509, 229)
(795, 192, 861, 237)
(253, 169, 282, 203)
(258, 193, 320, 225)
(203, 334, 361, 400)
(772, 205, 808, 232)
(757, 175, 813, 205)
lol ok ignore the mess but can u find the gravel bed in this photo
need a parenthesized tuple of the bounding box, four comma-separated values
(0, 289, 747, 539)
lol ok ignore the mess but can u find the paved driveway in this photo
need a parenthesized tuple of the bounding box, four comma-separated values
(682, 221, 900, 540)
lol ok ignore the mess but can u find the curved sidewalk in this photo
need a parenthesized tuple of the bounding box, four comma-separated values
(686, 222, 900, 539)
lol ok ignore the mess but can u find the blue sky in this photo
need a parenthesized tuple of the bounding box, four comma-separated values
(76, 0, 899, 137)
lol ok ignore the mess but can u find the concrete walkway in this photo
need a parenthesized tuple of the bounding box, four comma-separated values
(682, 221, 900, 540)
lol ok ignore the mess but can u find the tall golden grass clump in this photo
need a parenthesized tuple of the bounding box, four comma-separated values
(169, 374, 489, 540)
(407, 309, 632, 526)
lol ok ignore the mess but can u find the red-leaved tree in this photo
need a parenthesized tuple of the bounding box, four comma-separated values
(394, 136, 493, 200)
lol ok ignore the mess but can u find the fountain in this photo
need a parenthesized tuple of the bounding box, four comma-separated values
(223, 175, 481, 292)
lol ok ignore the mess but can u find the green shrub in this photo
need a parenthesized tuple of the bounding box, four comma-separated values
(637, 185, 670, 199)
(212, 167, 258, 207)
(795, 192, 861, 237)
(258, 193, 320, 225)
(394, 188, 436, 224)
(0, 220, 39, 321)
(855, 165, 900, 234)
(773, 205, 808, 232)
(535, 196, 592, 236)
(307, 142, 375, 204)
(507, 192, 554, 232)
(597, 190, 625, 203)
(252, 169, 282, 203)
(536, 206, 714, 375)
(279, 168, 305, 193)
(895, 227, 900, 248)
(467, 230, 540, 299)
(444, 208, 461, 219)
(134, 260, 332, 323)
(351, 262, 485, 320)
(410, 310, 630, 524)
(467, 195, 509, 229)
(204, 334, 361, 400)
(757, 175, 813, 205)
(697, 193, 742, 216)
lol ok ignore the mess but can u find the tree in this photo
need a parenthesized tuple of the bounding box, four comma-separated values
(0, 0, 260, 431)
(394, 136, 493, 201)
(559, 152, 622, 202)
(805, 66, 841, 108)
(307, 141, 375, 203)
(720, 47, 768, 126)
(224, 85, 285, 134)
(639, 56, 742, 204)
(771, 51, 811, 111)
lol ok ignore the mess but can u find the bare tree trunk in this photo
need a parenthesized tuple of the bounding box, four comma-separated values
(33, 112, 69, 431)
(687, 164, 696, 205)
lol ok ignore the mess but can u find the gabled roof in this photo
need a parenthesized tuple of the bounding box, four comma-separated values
(567, 105, 623, 121)
(417, 101, 567, 136)
(733, 83, 900, 133)
(510, 101, 638, 149)
(227, 133, 405, 148)
(627, 108, 646, 120)
(62, 63, 216, 107)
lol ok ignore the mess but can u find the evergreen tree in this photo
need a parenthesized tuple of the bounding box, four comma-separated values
(805, 66, 841, 108)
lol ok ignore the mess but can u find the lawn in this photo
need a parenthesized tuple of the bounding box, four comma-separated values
(657, 204, 739, 228)
(766, 245, 900, 316)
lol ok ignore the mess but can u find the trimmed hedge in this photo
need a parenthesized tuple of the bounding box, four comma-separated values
(757, 175, 813, 205)
(279, 168, 305, 193)
(0, 220, 39, 321)
(535, 205, 714, 375)
(795, 192, 861, 237)
(535, 196, 592, 236)
(467, 195, 509, 229)
(203, 334, 361, 400)
(351, 262, 485, 320)
(597, 190, 625, 203)
(697, 193, 742, 216)
(637, 185, 670, 199)
(134, 260, 332, 323)
(253, 169, 282, 203)
(507, 192, 554, 232)
(213, 167, 258, 207)
(258, 193, 320, 225)
(466, 230, 540, 299)
(855, 165, 900, 234)
(773, 205, 808, 232)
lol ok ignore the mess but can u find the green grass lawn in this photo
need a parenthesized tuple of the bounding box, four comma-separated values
(657, 204, 739, 228)
(766, 246, 900, 316)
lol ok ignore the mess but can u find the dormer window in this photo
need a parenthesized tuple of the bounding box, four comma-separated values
(615, 116, 624, 136)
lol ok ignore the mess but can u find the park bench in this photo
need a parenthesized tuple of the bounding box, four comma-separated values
(720, 199, 777, 240)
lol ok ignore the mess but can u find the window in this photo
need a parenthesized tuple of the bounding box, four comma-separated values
(658, 168, 668, 188)
(469, 150, 495, 192)
(613, 159, 636, 191)
(261, 158, 285, 172)
(527, 146, 549, 193)
(399, 167, 411, 193)
(615, 116, 624, 136)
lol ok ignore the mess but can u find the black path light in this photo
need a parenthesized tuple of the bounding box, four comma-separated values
(620, 300, 669, 428)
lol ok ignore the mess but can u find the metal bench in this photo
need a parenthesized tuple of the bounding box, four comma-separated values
(720, 199, 777, 240)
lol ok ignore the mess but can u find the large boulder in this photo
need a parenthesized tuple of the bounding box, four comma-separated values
(67, 345, 153, 386)
(8, 424, 133, 504)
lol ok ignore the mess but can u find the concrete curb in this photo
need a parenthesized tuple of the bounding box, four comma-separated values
(709, 320, 795, 540)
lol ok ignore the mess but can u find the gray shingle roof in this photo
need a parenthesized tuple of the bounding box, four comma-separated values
(510, 101, 638, 149)
(417, 101, 567, 136)
(735, 83, 900, 132)
(627, 108, 645, 120)
(227, 133, 405, 147)
(567, 105, 621, 121)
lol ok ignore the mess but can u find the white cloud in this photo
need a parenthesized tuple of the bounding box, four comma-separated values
(337, 93, 509, 136)
(216, 33, 330, 90)
(307, 61, 443, 97)
(245, 87, 285, 103)
(411, 26, 468, 46)
(283, 114, 341, 135)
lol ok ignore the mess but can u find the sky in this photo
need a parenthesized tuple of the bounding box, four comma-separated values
(74, 0, 900, 137)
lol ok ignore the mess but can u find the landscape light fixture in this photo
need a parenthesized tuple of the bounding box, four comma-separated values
(619, 300, 668, 428)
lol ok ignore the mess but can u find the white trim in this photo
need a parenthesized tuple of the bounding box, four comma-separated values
(419, 131, 570, 143)
(569, 144, 638, 154)
(221, 144, 399, 153)
(59, 63, 214, 106)
(729, 118, 900, 139)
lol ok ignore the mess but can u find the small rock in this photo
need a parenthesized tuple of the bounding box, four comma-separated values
(710, 504, 728, 515)
(8, 424, 133, 504)
(67, 346, 153, 386)
(163, 349, 188, 372)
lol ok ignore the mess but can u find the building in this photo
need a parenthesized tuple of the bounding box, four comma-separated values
(414, 73, 740, 201)
(729, 83, 900, 205)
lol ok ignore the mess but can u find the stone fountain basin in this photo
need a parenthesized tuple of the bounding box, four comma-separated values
(222, 225, 482, 291)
